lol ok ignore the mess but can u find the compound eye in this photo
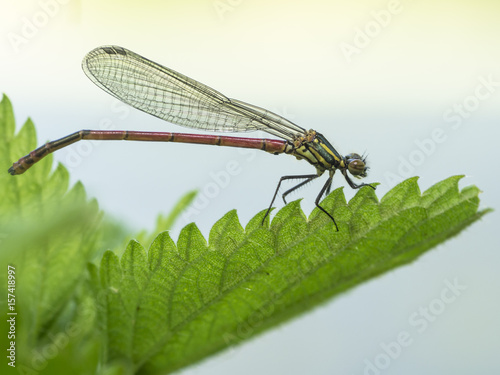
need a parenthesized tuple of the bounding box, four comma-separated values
(348, 159, 366, 177)
(345, 153, 362, 160)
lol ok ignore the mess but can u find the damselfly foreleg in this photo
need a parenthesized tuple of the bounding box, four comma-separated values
(341, 170, 375, 190)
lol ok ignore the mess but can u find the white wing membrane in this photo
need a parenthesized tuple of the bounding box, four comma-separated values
(82, 46, 305, 141)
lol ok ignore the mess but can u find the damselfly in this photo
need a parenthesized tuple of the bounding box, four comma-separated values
(9, 46, 375, 230)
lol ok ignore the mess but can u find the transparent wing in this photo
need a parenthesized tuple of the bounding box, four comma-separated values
(82, 46, 305, 141)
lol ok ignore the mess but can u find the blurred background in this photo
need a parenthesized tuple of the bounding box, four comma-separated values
(1, 0, 498, 374)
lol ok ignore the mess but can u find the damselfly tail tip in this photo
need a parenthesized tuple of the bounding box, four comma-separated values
(8, 163, 23, 175)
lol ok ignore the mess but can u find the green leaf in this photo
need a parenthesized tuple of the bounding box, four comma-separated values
(0, 94, 122, 371)
(98, 175, 489, 374)
(134, 190, 198, 247)
(156, 190, 197, 230)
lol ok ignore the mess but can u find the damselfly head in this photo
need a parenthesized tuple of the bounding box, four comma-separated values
(345, 153, 368, 178)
